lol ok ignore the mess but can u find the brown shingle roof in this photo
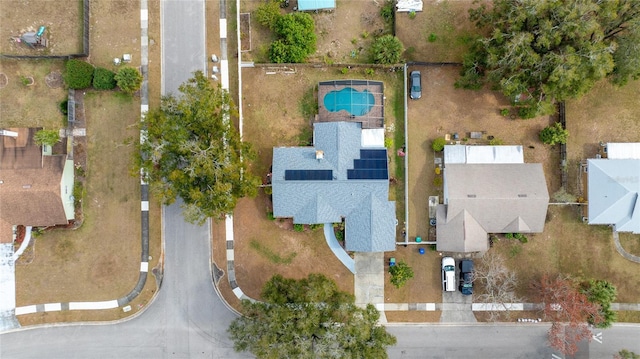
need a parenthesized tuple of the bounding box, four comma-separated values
(0, 128, 69, 243)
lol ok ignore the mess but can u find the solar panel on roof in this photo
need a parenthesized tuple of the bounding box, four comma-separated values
(360, 149, 387, 159)
(347, 169, 388, 180)
(354, 159, 387, 169)
(285, 170, 333, 181)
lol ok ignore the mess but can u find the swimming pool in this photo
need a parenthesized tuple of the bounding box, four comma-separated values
(323, 87, 375, 116)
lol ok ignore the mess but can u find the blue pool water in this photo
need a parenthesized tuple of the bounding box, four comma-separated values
(323, 87, 374, 116)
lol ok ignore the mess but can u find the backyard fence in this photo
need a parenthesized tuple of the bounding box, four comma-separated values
(558, 102, 568, 190)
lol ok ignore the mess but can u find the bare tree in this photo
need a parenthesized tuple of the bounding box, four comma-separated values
(474, 251, 522, 321)
(531, 274, 604, 357)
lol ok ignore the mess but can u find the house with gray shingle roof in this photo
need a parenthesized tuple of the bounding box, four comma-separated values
(588, 143, 640, 233)
(436, 145, 549, 253)
(271, 121, 396, 252)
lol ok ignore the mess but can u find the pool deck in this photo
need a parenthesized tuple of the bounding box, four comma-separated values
(317, 80, 384, 129)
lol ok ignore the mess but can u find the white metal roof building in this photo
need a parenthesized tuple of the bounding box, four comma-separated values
(444, 145, 524, 164)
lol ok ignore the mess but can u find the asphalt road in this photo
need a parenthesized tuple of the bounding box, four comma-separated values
(161, 0, 207, 95)
(0, 201, 250, 359)
(387, 324, 640, 358)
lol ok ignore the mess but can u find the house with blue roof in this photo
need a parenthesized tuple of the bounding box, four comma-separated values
(588, 143, 640, 233)
(271, 121, 396, 252)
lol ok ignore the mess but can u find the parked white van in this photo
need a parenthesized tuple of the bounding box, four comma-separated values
(441, 256, 456, 292)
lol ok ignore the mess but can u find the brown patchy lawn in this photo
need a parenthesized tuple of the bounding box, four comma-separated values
(0, 59, 67, 127)
(491, 205, 640, 306)
(0, 0, 83, 55)
(397, 0, 478, 63)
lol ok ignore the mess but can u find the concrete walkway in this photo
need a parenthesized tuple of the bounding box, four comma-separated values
(354, 252, 387, 322)
(323, 224, 356, 274)
(612, 228, 640, 263)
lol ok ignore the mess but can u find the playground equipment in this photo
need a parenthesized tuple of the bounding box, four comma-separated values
(12, 26, 48, 48)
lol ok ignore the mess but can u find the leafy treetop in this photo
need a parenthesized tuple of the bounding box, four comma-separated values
(228, 274, 397, 359)
(457, 0, 640, 116)
(137, 71, 260, 224)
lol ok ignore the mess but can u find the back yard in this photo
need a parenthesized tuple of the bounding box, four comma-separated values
(0, 0, 84, 55)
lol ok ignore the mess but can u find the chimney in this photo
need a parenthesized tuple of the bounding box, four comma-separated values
(315, 150, 324, 161)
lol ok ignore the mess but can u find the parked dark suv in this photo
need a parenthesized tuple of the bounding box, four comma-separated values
(459, 259, 474, 295)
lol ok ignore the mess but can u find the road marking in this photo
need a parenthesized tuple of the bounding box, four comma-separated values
(593, 332, 603, 344)
(551, 354, 562, 359)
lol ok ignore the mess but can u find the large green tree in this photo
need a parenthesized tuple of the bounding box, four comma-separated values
(269, 12, 317, 63)
(228, 274, 397, 359)
(580, 279, 617, 328)
(457, 0, 640, 116)
(137, 71, 260, 224)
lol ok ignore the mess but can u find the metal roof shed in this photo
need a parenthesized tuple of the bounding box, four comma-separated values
(297, 0, 335, 11)
(606, 143, 640, 159)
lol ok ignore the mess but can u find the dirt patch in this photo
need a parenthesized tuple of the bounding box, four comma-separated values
(0, 73, 7, 88)
(0, 0, 84, 55)
(45, 71, 63, 88)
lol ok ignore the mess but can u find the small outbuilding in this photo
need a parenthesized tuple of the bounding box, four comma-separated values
(297, 0, 335, 11)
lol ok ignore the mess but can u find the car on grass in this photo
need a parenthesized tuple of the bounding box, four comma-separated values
(459, 259, 474, 295)
(410, 71, 421, 100)
(441, 256, 455, 292)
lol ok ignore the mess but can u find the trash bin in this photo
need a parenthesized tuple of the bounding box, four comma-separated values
(419, 248, 425, 255)
(415, 236, 422, 243)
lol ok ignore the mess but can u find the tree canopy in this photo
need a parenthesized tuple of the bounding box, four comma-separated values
(228, 274, 397, 359)
(268, 12, 317, 63)
(457, 0, 640, 116)
(532, 274, 604, 356)
(580, 279, 617, 328)
(136, 71, 260, 224)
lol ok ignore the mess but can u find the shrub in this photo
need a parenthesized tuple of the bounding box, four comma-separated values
(489, 137, 504, 145)
(33, 129, 60, 146)
(59, 99, 69, 115)
(115, 67, 143, 95)
(500, 108, 510, 116)
(431, 137, 446, 152)
(254, 0, 281, 29)
(389, 260, 414, 288)
(64, 59, 94, 89)
(539, 122, 569, 145)
(514, 233, 528, 243)
(517, 106, 538, 119)
(369, 35, 404, 64)
(267, 211, 275, 221)
(293, 223, 305, 232)
(93, 67, 116, 90)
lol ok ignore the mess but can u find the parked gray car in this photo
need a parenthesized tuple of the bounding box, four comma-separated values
(410, 71, 421, 99)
